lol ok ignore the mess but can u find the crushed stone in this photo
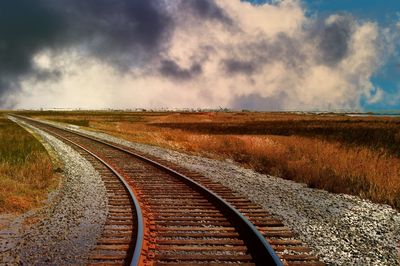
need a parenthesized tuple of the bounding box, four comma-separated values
(55, 120, 400, 266)
(0, 117, 108, 265)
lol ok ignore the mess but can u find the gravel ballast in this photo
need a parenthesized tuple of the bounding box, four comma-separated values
(52, 120, 400, 266)
(0, 118, 108, 265)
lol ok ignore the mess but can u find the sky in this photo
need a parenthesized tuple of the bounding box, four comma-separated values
(0, 0, 399, 111)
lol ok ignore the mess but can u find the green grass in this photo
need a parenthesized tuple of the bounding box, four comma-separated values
(0, 115, 58, 213)
(0, 118, 47, 165)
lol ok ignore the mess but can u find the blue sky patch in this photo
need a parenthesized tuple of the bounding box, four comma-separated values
(243, 0, 400, 111)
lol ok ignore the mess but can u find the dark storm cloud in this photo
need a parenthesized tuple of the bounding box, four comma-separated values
(182, 0, 233, 24)
(223, 59, 257, 74)
(0, 0, 65, 100)
(223, 15, 357, 111)
(221, 15, 355, 78)
(34, 69, 63, 83)
(159, 60, 202, 80)
(158, 44, 214, 80)
(0, 0, 174, 105)
(221, 33, 308, 76)
(316, 16, 354, 65)
(230, 92, 286, 111)
(44, 0, 174, 70)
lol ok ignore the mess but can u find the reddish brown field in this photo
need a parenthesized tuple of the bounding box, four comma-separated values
(19, 110, 400, 209)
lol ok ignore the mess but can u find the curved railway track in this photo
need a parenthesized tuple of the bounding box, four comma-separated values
(15, 115, 324, 266)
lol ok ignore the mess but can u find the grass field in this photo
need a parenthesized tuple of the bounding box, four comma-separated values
(0, 114, 58, 213)
(18, 110, 400, 209)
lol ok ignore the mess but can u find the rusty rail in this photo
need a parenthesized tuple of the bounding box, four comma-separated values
(14, 114, 323, 266)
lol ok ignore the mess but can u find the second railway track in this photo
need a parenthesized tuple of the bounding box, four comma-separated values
(16, 115, 324, 266)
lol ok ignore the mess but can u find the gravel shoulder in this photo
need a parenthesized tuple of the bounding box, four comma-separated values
(0, 117, 108, 265)
(51, 120, 400, 266)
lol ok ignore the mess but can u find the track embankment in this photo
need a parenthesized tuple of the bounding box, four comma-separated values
(16, 115, 324, 265)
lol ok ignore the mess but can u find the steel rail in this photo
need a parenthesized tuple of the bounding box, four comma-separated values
(12, 115, 144, 266)
(14, 115, 283, 266)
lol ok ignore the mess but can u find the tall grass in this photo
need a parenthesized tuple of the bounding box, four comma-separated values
(89, 120, 400, 209)
(20, 111, 400, 209)
(177, 134, 400, 208)
(0, 116, 58, 213)
(153, 118, 400, 155)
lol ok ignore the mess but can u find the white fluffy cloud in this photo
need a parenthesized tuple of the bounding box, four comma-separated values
(11, 0, 392, 110)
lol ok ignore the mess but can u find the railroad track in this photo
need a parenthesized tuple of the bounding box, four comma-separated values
(15, 115, 324, 266)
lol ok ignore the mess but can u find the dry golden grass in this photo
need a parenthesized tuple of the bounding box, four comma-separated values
(181, 134, 400, 208)
(18, 111, 400, 209)
(84, 119, 400, 209)
(0, 115, 58, 213)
